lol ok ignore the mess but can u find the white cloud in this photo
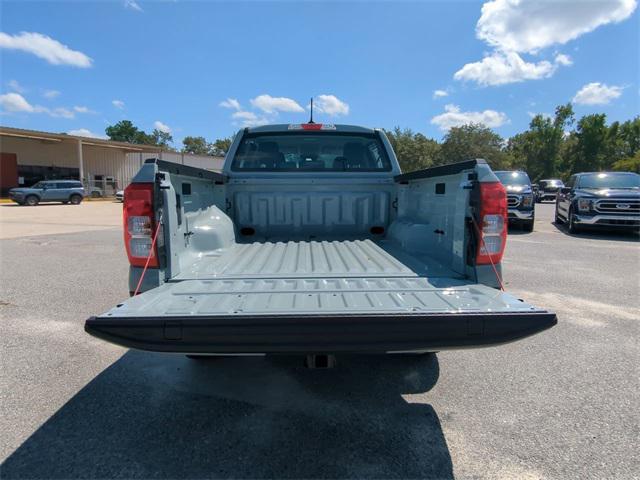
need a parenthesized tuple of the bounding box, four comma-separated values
(250, 94, 304, 114)
(153, 120, 171, 133)
(454, 51, 570, 86)
(73, 105, 94, 114)
(112, 99, 125, 109)
(68, 128, 107, 139)
(454, 0, 636, 86)
(572, 82, 623, 105)
(313, 94, 349, 116)
(433, 89, 449, 99)
(430, 104, 509, 131)
(0, 92, 35, 113)
(7, 79, 26, 93)
(243, 117, 271, 128)
(554, 53, 573, 66)
(0, 92, 76, 118)
(124, 0, 143, 12)
(232, 111, 257, 121)
(219, 98, 241, 110)
(43, 89, 60, 99)
(0, 31, 93, 68)
(49, 107, 75, 119)
(231, 110, 270, 128)
(477, 0, 637, 54)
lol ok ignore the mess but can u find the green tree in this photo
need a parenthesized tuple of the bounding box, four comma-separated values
(384, 127, 440, 172)
(105, 120, 144, 144)
(212, 137, 233, 154)
(439, 123, 508, 169)
(569, 114, 610, 173)
(504, 131, 531, 171)
(182, 136, 210, 154)
(105, 120, 173, 148)
(557, 131, 578, 179)
(182, 135, 232, 156)
(608, 117, 640, 166)
(562, 115, 639, 175)
(150, 129, 173, 149)
(612, 150, 640, 173)
(507, 104, 573, 180)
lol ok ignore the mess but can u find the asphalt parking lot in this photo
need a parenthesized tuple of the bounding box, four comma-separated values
(1, 201, 638, 479)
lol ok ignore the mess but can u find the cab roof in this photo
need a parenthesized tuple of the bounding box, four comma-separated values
(245, 124, 378, 134)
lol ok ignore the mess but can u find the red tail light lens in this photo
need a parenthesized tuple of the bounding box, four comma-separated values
(123, 183, 158, 268)
(476, 182, 507, 265)
(301, 123, 323, 130)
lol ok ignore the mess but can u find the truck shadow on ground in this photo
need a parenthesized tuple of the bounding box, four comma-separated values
(2, 351, 452, 479)
(506, 226, 531, 235)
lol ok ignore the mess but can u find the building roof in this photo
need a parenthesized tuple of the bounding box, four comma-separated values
(0, 126, 164, 152)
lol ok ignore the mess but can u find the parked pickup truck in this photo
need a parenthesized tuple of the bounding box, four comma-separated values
(555, 171, 640, 233)
(494, 170, 535, 232)
(536, 179, 564, 203)
(86, 123, 556, 356)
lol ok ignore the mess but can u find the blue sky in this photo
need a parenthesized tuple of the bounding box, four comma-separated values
(1, 0, 638, 146)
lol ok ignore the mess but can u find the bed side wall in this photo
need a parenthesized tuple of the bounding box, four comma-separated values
(390, 171, 472, 276)
(158, 171, 232, 279)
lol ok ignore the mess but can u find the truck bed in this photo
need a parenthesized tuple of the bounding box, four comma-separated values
(86, 156, 557, 354)
(175, 239, 461, 280)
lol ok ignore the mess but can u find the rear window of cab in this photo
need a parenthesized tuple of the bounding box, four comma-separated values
(231, 132, 392, 172)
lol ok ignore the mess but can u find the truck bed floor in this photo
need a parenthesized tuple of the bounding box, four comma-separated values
(175, 239, 459, 280)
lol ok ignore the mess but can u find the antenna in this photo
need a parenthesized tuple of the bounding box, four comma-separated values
(309, 97, 315, 124)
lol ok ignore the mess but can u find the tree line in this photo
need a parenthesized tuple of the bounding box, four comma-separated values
(104, 120, 233, 156)
(105, 107, 639, 179)
(385, 105, 639, 179)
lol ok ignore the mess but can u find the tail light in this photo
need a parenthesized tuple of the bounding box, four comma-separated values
(123, 183, 159, 268)
(476, 182, 507, 265)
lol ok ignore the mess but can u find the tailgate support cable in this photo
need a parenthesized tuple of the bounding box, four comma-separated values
(133, 210, 164, 296)
(471, 215, 505, 291)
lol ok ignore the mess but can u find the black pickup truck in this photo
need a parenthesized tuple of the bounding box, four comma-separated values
(555, 172, 640, 233)
(494, 170, 535, 232)
(536, 179, 564, 203)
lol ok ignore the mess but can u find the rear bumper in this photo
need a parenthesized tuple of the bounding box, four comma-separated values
(85, 311, 557, 354)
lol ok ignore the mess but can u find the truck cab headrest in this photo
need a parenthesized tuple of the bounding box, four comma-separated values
(258, 142, 280, 154)
(343, 142, 368, 169)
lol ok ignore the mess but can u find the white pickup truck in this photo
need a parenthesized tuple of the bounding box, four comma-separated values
(86, 123, 555, 357)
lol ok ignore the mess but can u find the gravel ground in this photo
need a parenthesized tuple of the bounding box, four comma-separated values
(0, 202, 638, 479)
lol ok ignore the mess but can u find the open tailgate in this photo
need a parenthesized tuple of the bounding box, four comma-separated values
(85, 277, 556, 353)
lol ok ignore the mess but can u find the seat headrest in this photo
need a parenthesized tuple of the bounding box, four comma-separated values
(343, 142, 368, 168)
(258, 142, 279, 154)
